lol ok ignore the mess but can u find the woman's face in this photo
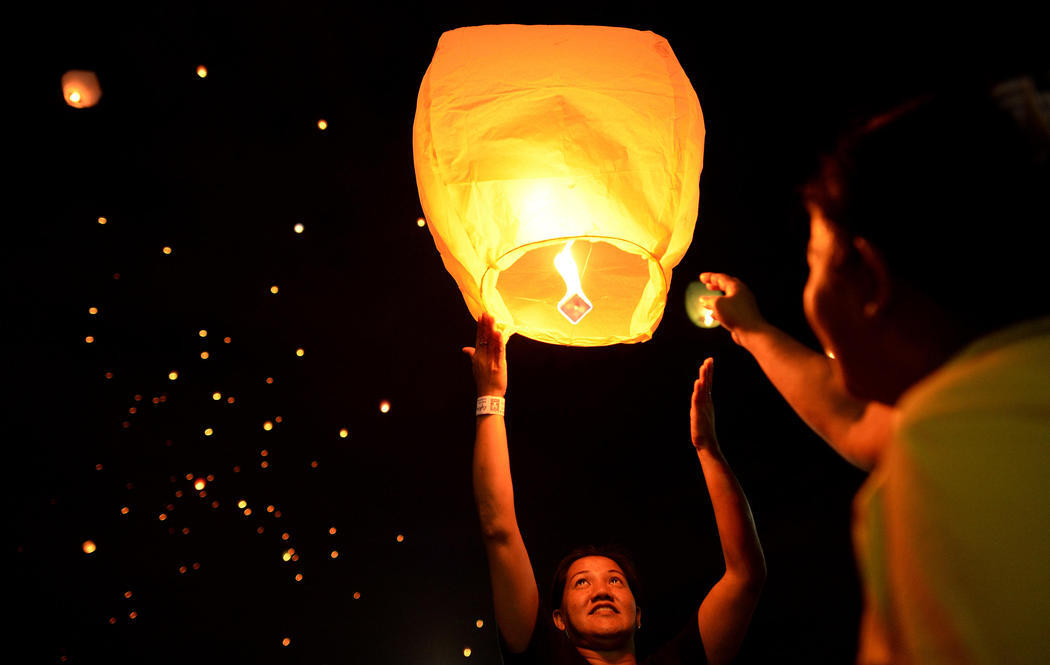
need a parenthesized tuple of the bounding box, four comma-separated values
(553, 556, 639, 647)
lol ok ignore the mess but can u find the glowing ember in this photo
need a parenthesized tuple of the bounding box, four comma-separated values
(196, 65, 208, 78)
(82, 540, 96, 554)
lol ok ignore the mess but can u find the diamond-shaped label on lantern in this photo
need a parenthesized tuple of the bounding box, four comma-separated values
(559, 293, 593, 324)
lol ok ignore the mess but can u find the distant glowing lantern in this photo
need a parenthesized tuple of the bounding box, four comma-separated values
(82, 540, 96, 554)
(413, 25, 704, 346)
(684, 281, 724, 329)
(196, 65, 208, 78)
(62, 70, 102, 108)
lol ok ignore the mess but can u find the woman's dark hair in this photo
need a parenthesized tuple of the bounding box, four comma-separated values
(803, 73, 1050, 336)
(549, 544, 643, 609)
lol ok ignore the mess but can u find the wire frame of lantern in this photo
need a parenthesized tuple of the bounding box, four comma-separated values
(413, 25, 704, 346)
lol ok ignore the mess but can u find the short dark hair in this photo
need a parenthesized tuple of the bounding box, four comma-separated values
(549, 544, 643, 610)
(803, 73, 1050, 337)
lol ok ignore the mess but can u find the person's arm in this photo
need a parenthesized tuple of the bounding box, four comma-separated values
(691, 358, 766, 665)
(699, 272, 891, 470)
(463, 313, 539, 653)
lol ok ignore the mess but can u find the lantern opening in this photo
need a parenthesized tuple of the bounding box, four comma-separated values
(482, 237, 663, 345)
(554, 241, 593, 324)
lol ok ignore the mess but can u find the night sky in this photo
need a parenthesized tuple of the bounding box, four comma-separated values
(13, 5, 1041, 664)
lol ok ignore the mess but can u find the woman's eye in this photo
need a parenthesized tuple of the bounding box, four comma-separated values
(610, 577, 622, 585)
(574, 578, 588, 587)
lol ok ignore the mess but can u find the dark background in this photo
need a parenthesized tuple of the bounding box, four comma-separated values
(11, 4, 1041, 664)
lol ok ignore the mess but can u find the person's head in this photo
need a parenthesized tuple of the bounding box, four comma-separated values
(550, 545, 642, 651)
(802, 73, 1050, 404)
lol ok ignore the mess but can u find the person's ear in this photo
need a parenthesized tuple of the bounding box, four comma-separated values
(552, 609, 566, 632)
(852, 236, 891, 318)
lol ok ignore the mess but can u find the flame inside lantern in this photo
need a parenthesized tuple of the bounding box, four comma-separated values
(553, 241, 593, 324)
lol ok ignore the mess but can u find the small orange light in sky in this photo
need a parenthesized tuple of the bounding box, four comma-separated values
(281, 532, 290, 541)
(62, 70, 101, 108)
(329, 526, 337, 535)
(203, 427, 213, 436)
(260, 449, 269, 457)
(226, 396, 235, 404)
(476, 619, 484, 628)
(237, 499, 247, 509)
(282, 637, 291, 647)
(223, 336, 231, 344)
(198, 329, 208, 338)
(270, 285, 279, 294)
(380, 401, 391, 413)
(212, 392, 221, 401)
(282, 550, 293, 562)
(194, 478, 206, 491)
(88, 307, 98, 315)
(416, 217, 426, 227)
(125, 591, 133, 599)
(396, 533, 405, 543)
(263, 421, 273, 431)
(200, 351, 210, 359)
(179, 565, 187, 574)
(105, 371, 113, 379)
(266, 505, 275, 513)
(158, 513, 167, 521)
(162, 246, 172, 255)
(265, 377, 274, 384)
(294, 223, 304, 234)
(128, 611, 138, 620)
(85, 336, 95, 344)
(243, 508, 252, 516)
(274, 416, 282, 423)
(295, 573, 303, 582)
(464, 648, 472, 657)
(317, 119, 327, 130)
(97, 216, 107, 225)
(296, 348, 305, 357)
(169, 371, 179, 380)
(196, 65, 208, 78)
(339, 428, 348, 438)
(310, 460, 319, 468)
(330, 550, 339, 559)
(82, 540, 96, 554)
(120, 506, 129, 515)
(260, 461, 269, 469)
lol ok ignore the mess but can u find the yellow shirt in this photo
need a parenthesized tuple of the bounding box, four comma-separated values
(854, 317, 1050, 665)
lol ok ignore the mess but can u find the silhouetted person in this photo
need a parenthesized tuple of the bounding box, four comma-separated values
(701, 73, 1050, 664)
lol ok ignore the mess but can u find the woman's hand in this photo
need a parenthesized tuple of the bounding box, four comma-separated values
(690, 357, 719, 452)
(462, 312, 508, 397)
(699, 272, 768, 346)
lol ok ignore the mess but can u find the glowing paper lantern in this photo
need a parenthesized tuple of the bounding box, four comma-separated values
(413, 25, 704, 346)
(61, 70, 102, 108)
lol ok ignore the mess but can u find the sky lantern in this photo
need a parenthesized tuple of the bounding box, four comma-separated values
(61, 70, 102, 108)
(413, 25, 704, 346)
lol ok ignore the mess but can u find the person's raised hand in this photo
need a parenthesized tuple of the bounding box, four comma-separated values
(690, 358, 719, 452)
(698, 272, 768, 346)
(462, 313, 508, 397)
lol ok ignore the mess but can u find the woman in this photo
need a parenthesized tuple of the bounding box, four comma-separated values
(465, 313, 766, 665)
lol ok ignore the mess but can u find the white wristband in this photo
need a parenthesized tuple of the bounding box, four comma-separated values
(476, 396, 505, 416)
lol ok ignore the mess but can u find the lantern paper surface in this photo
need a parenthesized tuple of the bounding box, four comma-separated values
(413, 25, 704, 346)
(62, 70, 102, 108)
